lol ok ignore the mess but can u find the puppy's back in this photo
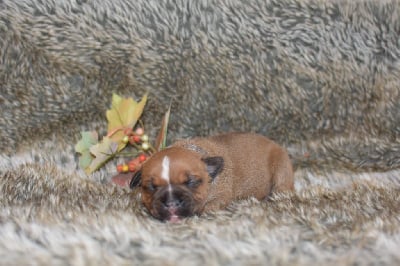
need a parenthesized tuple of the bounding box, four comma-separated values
(173, 132, 294, 201)
(208, 133, 294, 199)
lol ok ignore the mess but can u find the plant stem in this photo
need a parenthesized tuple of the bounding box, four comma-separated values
(138, 120, 145, 130)
(106, 126, 128, 138)
(148, 143, 157, 154)
(114, 152, 141, 157)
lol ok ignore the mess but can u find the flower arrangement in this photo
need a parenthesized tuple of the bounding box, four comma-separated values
(75, 93, 170, 183)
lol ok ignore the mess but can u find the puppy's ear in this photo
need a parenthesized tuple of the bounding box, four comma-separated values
(129, 170, 142, 189)
(202, 156, 224, 181)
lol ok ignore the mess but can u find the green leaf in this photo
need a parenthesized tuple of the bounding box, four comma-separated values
(155, 104, 171, 151)
(75, 131, 98, 170)
(86, 137, 119, 174)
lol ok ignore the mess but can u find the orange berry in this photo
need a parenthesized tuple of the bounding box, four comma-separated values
(128, 164, 136, 172)
(128, 159, 137, 166)
(138, 154, 147, 163)
(116, 164, 124, 173)
(129, 157, 140, 165)
(129, 135, 141, 144)
(133, 135, 141, 143)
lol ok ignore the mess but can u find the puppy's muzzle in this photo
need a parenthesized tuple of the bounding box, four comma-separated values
(163, 198, 183, 209)
(152, 186, 196, 221)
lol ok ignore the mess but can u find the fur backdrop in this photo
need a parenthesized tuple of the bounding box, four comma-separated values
(1, 0, 399, 265)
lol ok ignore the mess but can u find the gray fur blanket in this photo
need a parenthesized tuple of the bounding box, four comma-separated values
(1, 0, 399, 265)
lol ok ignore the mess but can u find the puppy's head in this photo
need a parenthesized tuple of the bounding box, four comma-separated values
(130, 147, 223, 222)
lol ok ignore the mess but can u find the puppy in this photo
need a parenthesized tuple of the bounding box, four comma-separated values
(130, 132, 294, 222)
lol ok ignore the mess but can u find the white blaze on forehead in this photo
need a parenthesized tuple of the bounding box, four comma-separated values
(161, 156, 171, 184)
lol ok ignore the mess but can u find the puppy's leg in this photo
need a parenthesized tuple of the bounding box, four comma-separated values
(269, 147, 295, 194)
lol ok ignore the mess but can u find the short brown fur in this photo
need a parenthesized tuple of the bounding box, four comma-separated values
(139, 132, 294, 220)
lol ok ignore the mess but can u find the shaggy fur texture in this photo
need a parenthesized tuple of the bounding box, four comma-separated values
(0, 0, 399, 265)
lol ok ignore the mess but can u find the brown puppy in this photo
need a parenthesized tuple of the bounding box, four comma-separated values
(130, 132, 294, 222)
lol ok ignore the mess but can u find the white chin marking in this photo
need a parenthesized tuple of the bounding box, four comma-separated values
(161, 156, 170, 184)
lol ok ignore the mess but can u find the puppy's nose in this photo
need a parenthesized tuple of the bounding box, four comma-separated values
(164, 199, 182, 209)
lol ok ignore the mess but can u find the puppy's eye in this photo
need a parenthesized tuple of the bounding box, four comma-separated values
(184, 175, 202, 188)
(143, 182, 157, 192)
